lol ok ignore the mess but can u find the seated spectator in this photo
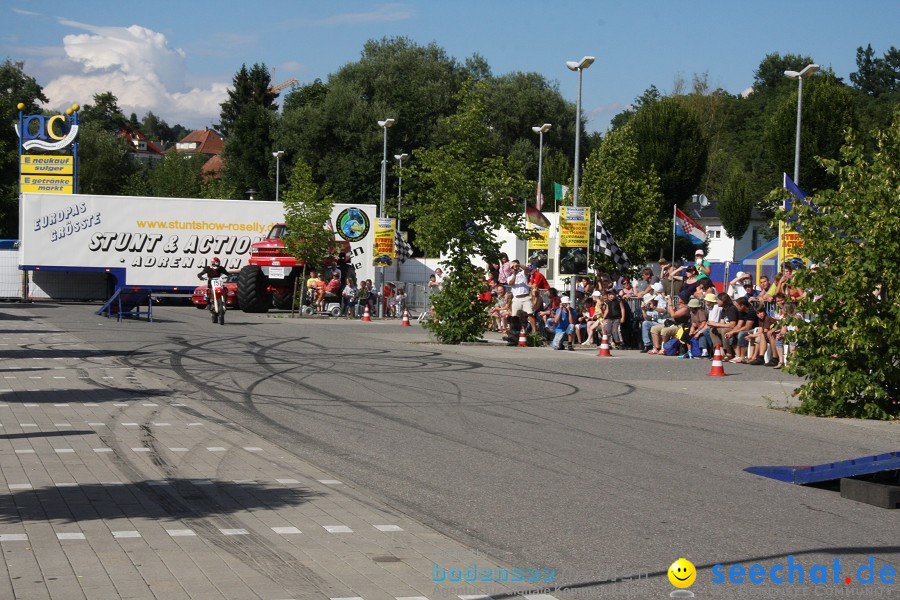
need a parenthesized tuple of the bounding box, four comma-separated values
(487, 285, 507, 331)
(726, 297, 756, 363)
(640, 299, 665, 353)
(685, 297, 708, 358)
(728, 271, 751, 301)
(744, 304, 777, 365)
(698, 292, 719, 357)
(317, 271, 341, 311)
(755, 275, 773, 302)
(648, 295, 690, 355)
(306, 270, 323, 307)
(551, 296, 576, 351)
(538, 288, 561, 331)
(771, 301, 798, 369)
(673, 264, 701, 303)
(708, 292, 739, 360)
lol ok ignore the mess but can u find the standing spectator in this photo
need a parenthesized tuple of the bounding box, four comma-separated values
(382, 281, 395, 317)
(394, 286, 406, 317)
(433, 268, 444, 290)
(694, 249, 712, 280)
(602, 288, 626, 349)
(619, 279, 636, 299)
(506, 259, 537, 333)
(342, 277, 358, 318)
(355, 280, 370, 317)
(529, 265, 550, 290)
(497, 253, 512, 289)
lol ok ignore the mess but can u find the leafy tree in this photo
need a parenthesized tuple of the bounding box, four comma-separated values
(783, 111, 900, 419)
(609, 84, 661, 130)
(222, 103, 276, 199)
(76, 122, 136, 195)
(0, 60, 47, 237)
(764, 71, 858, 193)
(850, 44, 899, 97)
(752, 52, 815, 94)
(628, 97, 708, 210)
(717, 162, 753, 239)
(404, 81, 532, 343)
(80, 91, 127, 132)
(123, 152, 207, 198)
(580, 126, 666, 266)
(282, 79, 328, 114)
(218, 63, 277, 138)
(282, 159, 336, 313)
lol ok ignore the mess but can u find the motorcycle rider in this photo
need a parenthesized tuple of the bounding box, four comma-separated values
(198, 257, 228, 289)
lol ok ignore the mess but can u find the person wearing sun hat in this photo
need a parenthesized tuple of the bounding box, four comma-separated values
(551, 296, 576, 351)
(685, 296, 709, 358)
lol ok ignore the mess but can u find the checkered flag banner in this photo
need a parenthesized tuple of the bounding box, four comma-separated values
(394, 229, 412, 263)
(593, 216, 630, 270)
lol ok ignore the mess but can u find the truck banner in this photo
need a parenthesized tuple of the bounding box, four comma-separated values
(19, 193, 377, 289)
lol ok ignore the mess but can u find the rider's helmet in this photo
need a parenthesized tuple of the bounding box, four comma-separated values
(211, 257, 221, 266)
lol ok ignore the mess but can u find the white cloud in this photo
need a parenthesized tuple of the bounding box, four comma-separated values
(41, 19, 226, 128)
(12, 8, 42, 16)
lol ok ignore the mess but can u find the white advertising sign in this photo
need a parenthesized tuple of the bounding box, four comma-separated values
(20, 193, 376, 289)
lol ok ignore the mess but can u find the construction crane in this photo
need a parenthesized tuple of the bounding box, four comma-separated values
(269, 78, 298, 94)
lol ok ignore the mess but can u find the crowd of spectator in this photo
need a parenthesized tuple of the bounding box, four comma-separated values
(474, 249, 802, 367)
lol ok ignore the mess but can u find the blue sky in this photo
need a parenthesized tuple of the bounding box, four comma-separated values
(4, 1, 898, 131)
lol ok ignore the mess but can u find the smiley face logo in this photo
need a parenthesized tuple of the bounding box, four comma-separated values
(668, 558, 696, 588)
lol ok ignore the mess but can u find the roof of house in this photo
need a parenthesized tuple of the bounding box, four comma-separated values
(692, 200, 768, 223)
(201, 155, 223, 177)
(176, 128, 224, 155)
(118, 127, 164, 155)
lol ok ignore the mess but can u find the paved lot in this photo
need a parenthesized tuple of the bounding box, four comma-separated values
(0, 303, 896, 599)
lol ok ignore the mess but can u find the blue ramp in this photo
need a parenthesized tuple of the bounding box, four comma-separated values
(745, 451, 900, 484)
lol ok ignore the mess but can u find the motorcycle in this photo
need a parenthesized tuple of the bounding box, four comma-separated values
(206, 277, 226, 325)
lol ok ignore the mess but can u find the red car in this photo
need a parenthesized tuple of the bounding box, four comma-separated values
(192, 272, 239, 309)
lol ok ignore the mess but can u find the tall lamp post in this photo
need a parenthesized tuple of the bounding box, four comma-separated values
(272, 150, 284, 202)
(784, 64, 819, 185)
(566, 56, 594, 208)
(531, 123, 552, 209)
(378, 119, 395, 218)
(394, 153, 409, 230)
(377, 118, 395, 318)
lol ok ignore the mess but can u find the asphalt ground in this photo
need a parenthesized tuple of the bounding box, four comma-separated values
(3, 302, 897, 600)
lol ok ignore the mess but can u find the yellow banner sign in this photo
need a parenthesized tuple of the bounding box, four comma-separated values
(527, 222, 550, 269)
(21, 155, 74, 175)
(558, 206, 590, 276)
(20, 174, 74, 194)
(372, 217, 395, 267)
(778, 222, 805, 267)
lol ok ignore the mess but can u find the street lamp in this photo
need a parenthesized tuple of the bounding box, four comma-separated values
(784, 64, 819, 185)
(566, 56, 594, 207)
(531, 123, 552, 209)
(377, 118, 395, 318)
(272, 150, 284, 202)
(378, 118, 395, 218)
(394, 153, 409, 230)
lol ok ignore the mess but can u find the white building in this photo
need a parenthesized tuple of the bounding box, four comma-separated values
(690, 198, 774, 263)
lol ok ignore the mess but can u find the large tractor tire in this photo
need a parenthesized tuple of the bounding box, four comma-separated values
(237, 265, 271, 313)
(273, 290, 294, 310)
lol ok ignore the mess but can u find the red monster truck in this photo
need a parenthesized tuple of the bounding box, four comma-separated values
(237, 223, 351, 313)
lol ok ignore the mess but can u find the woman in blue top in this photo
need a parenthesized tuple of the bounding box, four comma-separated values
(552, 296, 576, 351)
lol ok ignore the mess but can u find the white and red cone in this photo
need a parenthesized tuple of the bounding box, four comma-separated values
(362, 304, 372, 322)
(596, 332, 613, 357)
(707, 345, 727, 377)
(517, 326, 528, 347)
(401, 307, 411, 326)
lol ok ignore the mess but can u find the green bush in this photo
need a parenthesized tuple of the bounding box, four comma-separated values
(423, 262, 489, 344)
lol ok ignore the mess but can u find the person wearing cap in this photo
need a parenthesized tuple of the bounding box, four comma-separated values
(551, 296, 576, 351)
(694, 249, 711, 280)
(684, 297, 709, 358)
(728, 271, 751, 300)
(699, 292, 720, 357)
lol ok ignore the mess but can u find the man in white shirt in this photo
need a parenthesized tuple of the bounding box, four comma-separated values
(728, 271, 750, 300)
(506, 259, 536, 333)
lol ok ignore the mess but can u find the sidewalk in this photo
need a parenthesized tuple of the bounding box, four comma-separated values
(0, 306, 568, 600)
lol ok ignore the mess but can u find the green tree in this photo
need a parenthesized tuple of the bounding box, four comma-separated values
(282, 159, 336, 313)
(404, 81, 532, 343)
(717, 162, 753, 239)
(80, 91, 127, 132)
(0, 60, 48, 237)
(850, 44, 899, 97)
(222, 103, 276, 199)
(76, 122, 135, 195)
(218, 63, 276, 138)
(580, 126, 666, 266)
(765, 71, 858, 193)
(752, 52, 815, 94)
(123, 152, 207, 198)
(782, 111, 900, 419)
(609, 84, 661, 130)
(628, 97, 708, 210)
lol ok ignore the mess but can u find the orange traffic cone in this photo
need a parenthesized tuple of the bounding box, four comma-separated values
(362, 304, 372, 322)
(707, 345, 727, 377)
(401, 307, 411, 326)
(517, 326, 528, 347)
(596, 332, 613, 357)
